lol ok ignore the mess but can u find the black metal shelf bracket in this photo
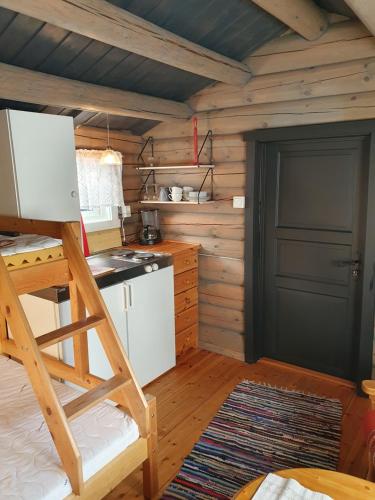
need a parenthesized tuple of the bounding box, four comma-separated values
(197, 167, 214, 204)
(139, 168, 155, 197)
(138, 136, 155, 197)
(138, 136, 154, 165)
(197, 130, 213, 165)
(196, 130, 213, 203)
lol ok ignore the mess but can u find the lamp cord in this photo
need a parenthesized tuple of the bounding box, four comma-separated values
(106, 113, 110, 148)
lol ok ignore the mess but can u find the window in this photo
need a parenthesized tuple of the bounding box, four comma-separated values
(76, 149, 124, 232)
(81, 206, 120, 232)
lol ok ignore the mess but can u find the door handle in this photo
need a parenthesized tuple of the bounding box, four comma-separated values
(335, 259, 360, 268)
(335, 259, 361, 279)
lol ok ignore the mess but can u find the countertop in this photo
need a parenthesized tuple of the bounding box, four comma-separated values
(31, 240, 199, 303)
(127, 240, 200, 256)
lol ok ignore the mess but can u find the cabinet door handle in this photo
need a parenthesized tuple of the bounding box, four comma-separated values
(123, 283, 131, 311)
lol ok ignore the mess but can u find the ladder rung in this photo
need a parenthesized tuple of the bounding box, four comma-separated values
(63, 375, 130, 421)
(36, 315, 105, 349)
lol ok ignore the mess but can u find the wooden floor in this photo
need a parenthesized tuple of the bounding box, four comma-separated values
(106, 349, 369, 499)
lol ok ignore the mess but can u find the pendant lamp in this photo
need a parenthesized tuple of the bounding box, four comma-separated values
(100, 114, 122, 166)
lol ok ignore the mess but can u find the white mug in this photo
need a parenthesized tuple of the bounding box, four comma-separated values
(168, 186, 182, 202)
(169, 192, 182, 202)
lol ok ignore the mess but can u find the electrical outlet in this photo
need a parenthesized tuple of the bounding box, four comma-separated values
(123, 205, 131, 217)
(233, 196, 245, 209)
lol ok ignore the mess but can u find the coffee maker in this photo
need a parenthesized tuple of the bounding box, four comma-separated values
(139, 209, 162, 245)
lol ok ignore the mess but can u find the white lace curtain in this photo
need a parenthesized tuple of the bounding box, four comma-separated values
(76, 149, 124, 209)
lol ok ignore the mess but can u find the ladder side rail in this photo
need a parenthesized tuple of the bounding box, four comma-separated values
(69, 280, 90, 379)
(143, 394, 159, 498)
(61, 223, 149, 436)
(0, 310, 7, 354)
(2, 337, 110, 391)
(0, 215, 64, 239)
(0, 256, 83, 495)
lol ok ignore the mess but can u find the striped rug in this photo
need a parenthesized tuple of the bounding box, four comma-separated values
(162, 380, 342, 499)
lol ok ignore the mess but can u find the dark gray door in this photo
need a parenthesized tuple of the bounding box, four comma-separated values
(261, 136, 369, 380)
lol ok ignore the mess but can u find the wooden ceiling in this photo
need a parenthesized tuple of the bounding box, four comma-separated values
(0, 0, 361, 135)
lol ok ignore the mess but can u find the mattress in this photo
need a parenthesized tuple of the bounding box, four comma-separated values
(0, 234, 64, 270)
(0, 356, 139, 500)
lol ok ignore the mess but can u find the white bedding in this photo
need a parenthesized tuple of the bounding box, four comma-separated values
(0, 356, 139, 499)
(0, 234, 62, 256)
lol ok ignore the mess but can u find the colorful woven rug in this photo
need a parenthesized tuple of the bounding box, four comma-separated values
(162, 380, 342, 499)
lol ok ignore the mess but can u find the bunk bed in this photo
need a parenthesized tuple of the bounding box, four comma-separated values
(0, 215, 158, 499)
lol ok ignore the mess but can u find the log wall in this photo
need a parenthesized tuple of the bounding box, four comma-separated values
(74, 126, 142, 250)
(145, 20, 375, 361)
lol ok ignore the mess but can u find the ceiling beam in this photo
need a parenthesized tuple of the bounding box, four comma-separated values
(0, 0, 252, 86)
(73, 111, 102, 128)
(344, 1, 375, 36)
(0, 63, 192, 122)
(251, 0, 328, 40)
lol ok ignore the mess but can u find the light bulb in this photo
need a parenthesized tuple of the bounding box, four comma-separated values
(100, 147, 122, 166)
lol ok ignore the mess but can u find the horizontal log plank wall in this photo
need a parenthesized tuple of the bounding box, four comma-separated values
(145, 19, 375, 363)
(74, 126, 142, 251)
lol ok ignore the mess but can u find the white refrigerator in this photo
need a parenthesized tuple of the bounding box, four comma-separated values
(62, 266, 176, 387)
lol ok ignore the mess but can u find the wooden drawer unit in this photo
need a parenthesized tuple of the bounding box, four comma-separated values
(176, 305, 198, 334)
(176, 324, 198, 356)
(174, 268, 198, 295)
(173, 247, 199, 355)
(129, 241, 200, 358)
(175, 287, 198, 315)
(173, 248, 198, 275)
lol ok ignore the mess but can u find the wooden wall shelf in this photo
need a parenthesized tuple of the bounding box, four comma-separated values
(140, 200, 214, 205)
(138, 132, 215, 202)
(137, 164, 215, 170)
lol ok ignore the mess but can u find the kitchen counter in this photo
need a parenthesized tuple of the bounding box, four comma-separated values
(127, 240, 200, 256)
(29, 239, 200, 357)
(129, 240, 201, 356)
(31, 240, 199, 304)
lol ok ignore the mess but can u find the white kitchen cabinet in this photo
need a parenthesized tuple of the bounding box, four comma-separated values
(62, 267, 176, 387)
(0, 109, 80, 221)
(8, 295, 62, 359)
(61, 283, 129, 381)
(20, 284, 128, 376)
(126, 267, 175, 387)
(21, 267, 176, 388)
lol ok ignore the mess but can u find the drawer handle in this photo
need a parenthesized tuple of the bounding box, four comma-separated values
(184, 259, 190, 265)
(185, 280, 191, 285)
(185, 297, 191, 304)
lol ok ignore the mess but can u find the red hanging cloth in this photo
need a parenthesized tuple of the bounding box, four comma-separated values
(80, 216, 90, 257)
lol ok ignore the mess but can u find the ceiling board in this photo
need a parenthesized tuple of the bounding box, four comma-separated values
(0, 0, 284, 133)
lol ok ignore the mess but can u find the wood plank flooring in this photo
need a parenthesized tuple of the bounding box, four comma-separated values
(106, 349, 369, 499)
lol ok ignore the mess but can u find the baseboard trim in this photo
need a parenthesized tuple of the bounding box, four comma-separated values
(259, 357, 355, 389)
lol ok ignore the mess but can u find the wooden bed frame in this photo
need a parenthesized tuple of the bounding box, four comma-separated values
(0, 215, 158, 499)
(363, 380, 375, 482)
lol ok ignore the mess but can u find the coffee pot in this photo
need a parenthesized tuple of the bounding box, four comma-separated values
(139, 209, 162, 245)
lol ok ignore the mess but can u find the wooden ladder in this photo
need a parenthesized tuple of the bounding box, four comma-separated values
(0, 217, 157, 496)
